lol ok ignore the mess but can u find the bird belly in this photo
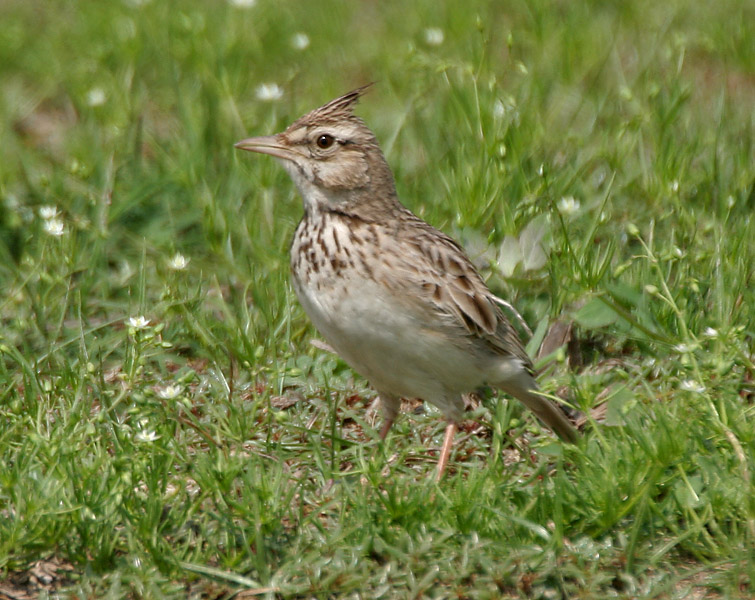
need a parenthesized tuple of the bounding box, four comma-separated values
(292, 268, 489, 403)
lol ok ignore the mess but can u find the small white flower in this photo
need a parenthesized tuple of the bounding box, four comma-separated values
(135, 420, 160, 443)
(43, 219, 65, 236)
(255, 82, 283, 102)
(703, 327, 718, 338)
(228, 0, 255, 6)
(726, 195, 735, 208)
(135, 429, 159, 443)
(556, 196, 580, 215)
(168, 253, 189, 270)
(291, 32, 310, 50)
(86, 87, 107, 107)
(39, 205, 58, 220)
(670, 180, 679, 193)
(156, 384, 182, 400)
(127, 316, 150, 329)
(423, 28, 444, 46)
(674, 343, 692, 354)
(493, 99, 506, 120)
(680, 380, 705, 393)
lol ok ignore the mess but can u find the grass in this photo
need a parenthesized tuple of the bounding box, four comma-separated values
(0, 0, 753, 597)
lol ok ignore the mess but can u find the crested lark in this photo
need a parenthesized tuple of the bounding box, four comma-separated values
(235, 85, 578, 478)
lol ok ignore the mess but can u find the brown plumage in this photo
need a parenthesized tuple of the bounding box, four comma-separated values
(235, 86, 578, 478)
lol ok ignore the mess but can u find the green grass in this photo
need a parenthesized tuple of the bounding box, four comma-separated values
(1, 0, 754, 597)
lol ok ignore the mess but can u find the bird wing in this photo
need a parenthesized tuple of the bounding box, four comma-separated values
(380, 213, 533, 369)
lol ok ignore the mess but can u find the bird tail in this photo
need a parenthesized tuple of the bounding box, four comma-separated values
(498, 373, 579, 444)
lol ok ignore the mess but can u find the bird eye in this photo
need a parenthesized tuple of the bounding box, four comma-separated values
(316, 134, 335, 149)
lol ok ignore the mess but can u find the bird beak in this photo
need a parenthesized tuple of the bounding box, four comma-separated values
(234, 135, 297, 162)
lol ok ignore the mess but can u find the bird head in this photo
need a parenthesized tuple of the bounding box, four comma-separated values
(235, 84, 397, 215)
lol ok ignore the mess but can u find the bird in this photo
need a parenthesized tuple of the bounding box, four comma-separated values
(235, 85, 578, 479)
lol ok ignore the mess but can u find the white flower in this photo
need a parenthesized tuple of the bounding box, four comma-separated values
(43, 219, 65, 236)
(670, 180, 679, 193)
(168, 253, 189, 270)
(556, 196, 580, 215)
(135, 429, 159, 443)
(423, 28, 444, 46)
(39, 205, 58, 220)
(229, 0, 255, 6)
(255, 83, 283, 102)
(86, 87, 107, 107)
(156, 384, 182, 400)
(680, 380, 705, 393)
(493, 99, 506, 120)
(291, 32, 310, 50)
(127, 316, 150, 329)
(703, 327, 718, 338)
(674, 343, 692, 354)
(135, 420, 160, 443)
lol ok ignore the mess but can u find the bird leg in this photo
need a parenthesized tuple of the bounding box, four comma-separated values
(379, 417, 395, 440)
(435, 422, 457, 481)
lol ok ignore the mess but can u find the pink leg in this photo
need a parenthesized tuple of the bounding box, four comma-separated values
(436, 422, 457, 481)
(379, 417, 395, 440)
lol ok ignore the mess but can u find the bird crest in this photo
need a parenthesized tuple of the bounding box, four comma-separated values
(293, 84, 374, 129)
